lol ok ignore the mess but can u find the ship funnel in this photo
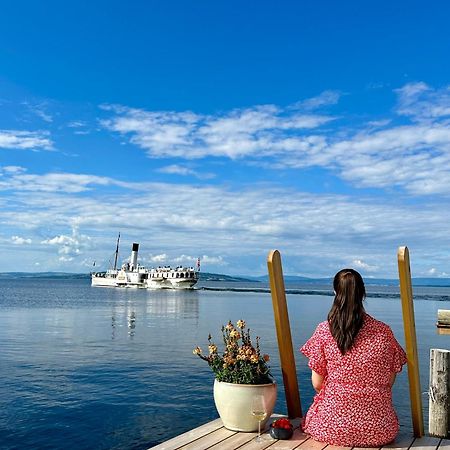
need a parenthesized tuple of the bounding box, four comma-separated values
(130, 243, 139, 269)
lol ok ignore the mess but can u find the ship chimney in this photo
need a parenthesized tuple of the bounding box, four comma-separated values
(130, 243, 139, 269)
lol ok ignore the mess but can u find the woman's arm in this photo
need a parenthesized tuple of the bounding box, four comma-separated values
(389, 372, 396, 387)
(311, 370, 324, 392)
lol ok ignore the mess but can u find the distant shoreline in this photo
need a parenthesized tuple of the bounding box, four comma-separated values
(1, 271, 450, 287)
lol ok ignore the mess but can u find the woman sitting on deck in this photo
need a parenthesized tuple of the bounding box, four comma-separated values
(300, 268, 407, 447)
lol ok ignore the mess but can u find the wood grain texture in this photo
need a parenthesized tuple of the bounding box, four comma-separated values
(148, 418, 223, 449)
(398, 246, 424, 437)
(267, 249, 302, 419)
(429, 349, 450, 438)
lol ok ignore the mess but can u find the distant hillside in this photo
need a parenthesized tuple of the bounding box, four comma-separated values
(198, 272, 257, 282)
(0, 272, 90, 279)
(1, 272, 449, 287)
(252, 275, 450, 287)
(0, 271, 254, 283)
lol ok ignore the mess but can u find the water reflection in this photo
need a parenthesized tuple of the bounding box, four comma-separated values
(109, 289, 200, 339)
(144, 290, 199, 318)
(128, 311, 136, 338)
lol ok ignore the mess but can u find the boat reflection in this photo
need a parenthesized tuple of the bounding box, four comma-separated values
(110, 289, 200, 338)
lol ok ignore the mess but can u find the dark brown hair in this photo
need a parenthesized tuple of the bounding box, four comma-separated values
(327, 268, 366, 354)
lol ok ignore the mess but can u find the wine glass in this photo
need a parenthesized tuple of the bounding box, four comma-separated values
(251, 394, 268, 442)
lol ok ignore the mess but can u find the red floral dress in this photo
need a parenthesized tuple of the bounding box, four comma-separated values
(300, 313, 407, 447)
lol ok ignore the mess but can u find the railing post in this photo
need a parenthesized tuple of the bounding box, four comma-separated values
(397, 246, 424, 437)
(267, 250, 302, 418)
(429, 348, 450, 437)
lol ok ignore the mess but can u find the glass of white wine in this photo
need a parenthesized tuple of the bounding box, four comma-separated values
(251, 394, 268, 442)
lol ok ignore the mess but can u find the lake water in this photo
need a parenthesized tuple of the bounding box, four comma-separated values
(0, 278, 449, 450)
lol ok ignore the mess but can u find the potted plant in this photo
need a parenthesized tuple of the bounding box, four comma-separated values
(193, 319, 277, 432)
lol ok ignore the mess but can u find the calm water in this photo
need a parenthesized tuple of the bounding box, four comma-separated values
(0, 279, 449, 450)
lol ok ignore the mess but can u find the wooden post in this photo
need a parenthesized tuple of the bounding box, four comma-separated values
(429, 348, 450, 437)
(437, 310, 450, 328)
(397, 246, 424, 437)
(267, 250, 302, 419)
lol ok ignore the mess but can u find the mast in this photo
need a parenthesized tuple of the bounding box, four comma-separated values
(113, 232, 120, 270)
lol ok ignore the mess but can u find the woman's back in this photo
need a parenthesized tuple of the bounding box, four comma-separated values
(301, 313, 406, 446)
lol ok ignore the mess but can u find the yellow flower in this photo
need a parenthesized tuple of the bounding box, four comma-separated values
(193, 346, 202, 355)
(208, 344, 218, 354)
(250, 354, 259, 363)
(225, 321, 234, 331)
(229, 330, 241, 339)
(236, 319, 245, 329)
(245, 347, 254, 356)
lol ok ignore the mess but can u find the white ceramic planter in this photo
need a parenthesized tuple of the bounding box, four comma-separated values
(213, 379, 277, 432)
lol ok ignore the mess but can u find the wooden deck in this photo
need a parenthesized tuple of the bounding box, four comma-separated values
(149, 416, 449, 450)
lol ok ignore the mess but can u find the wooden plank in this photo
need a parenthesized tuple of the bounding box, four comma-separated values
(398, 246, 425, 437)
(325, 446, 352, 450)
(438, 439, 450, 449)
(207, 431, 258, 449)
(148, 418, 224, 450)
(236, 434, 279, 449)
(295, 438, 328, 450)
(267, 250, 302, 419)
(179, 426, 237, 450)
(382, 433, 415, 450)
(410, 436, 442, 450)
(265, 429, 309, 449)
(437, 328, 450, 336)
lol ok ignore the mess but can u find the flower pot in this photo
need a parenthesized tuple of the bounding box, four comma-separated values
(213, 379, 277, 432)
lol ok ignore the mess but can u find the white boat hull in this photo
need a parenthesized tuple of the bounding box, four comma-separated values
(91, 240, 199, 290)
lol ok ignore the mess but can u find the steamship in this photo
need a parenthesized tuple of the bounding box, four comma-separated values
(91, 236, 199, 289)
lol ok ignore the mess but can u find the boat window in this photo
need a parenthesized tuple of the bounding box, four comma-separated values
(180, 273, 184, 278)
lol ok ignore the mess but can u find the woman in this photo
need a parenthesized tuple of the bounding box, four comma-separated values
(300, 269, 407, 447)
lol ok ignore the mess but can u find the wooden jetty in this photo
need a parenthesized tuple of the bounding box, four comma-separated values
(150, 247, 449, 449)
(148, 416, 449, 450)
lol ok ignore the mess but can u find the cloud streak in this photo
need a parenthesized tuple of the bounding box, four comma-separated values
(101, 102, 335, 160)
(2, 169, 450, 276)
(0, 130, 53, 150)
(101, 83, 450, 196)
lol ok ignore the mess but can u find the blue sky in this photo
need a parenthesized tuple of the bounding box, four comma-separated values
(1, 1, 449, 277)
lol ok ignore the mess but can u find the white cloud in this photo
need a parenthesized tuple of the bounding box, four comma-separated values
(67, 121, 90, 135)
(395, 82, 450, 121)
(157, 164, 215, 180)
(200, 255, 226, 265)
(101, 102, 335, 160)
(59, 256, 74, 262)
(1, 166, 26, 174)
(100, 83, 450, 196)
(0, 130, 53, 150)
(3, 172, 450, 276)
(290, 90, 342, 110)
(351, 259, 378, 272)
(0, 171, 143, 193)
(41, 226, 91, 258)
(426, 268, 449, 277)
(172, 254, 196, 264)
(11, 235, 32, 245)
(149, 254, 168, 263)
(67, 121, 87, 128)
(22, 101, 53, 123)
